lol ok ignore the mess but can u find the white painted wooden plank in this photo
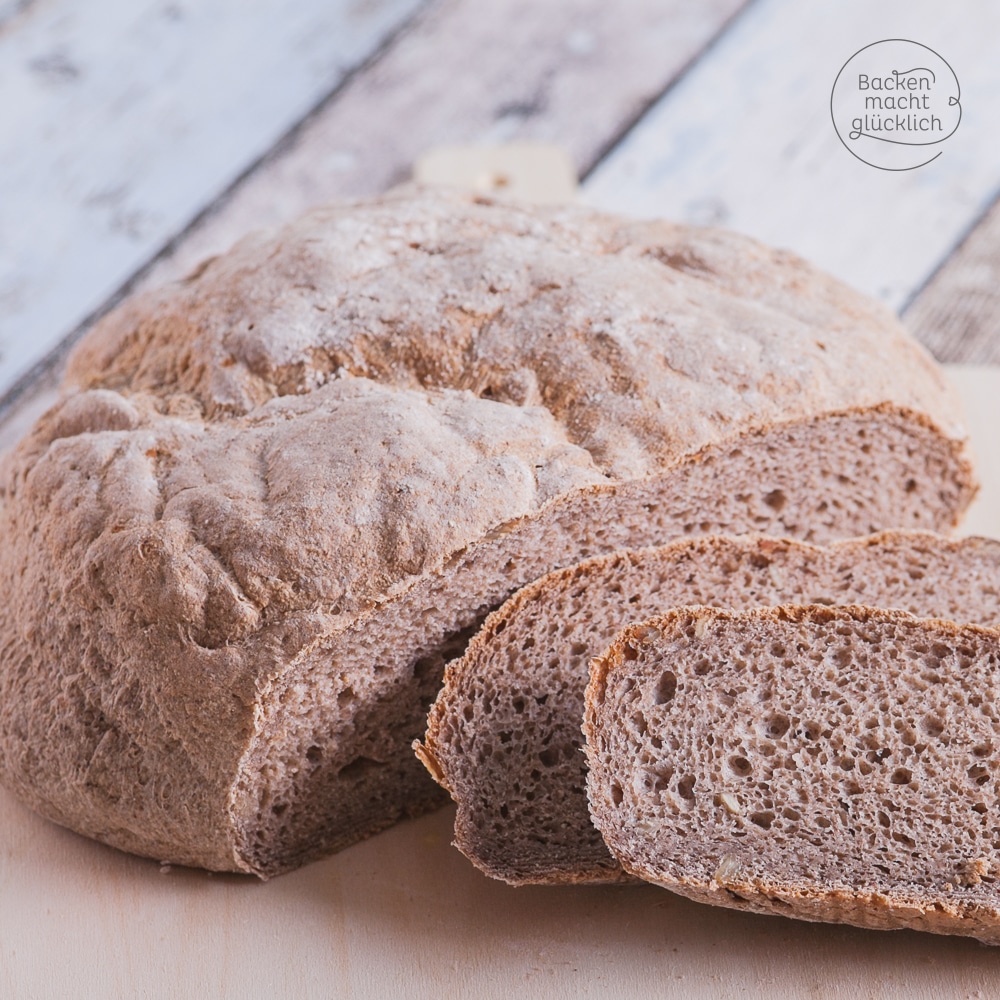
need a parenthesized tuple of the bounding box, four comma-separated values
(132, 0, 748, 293)
(583, 0, 1000, 313)
(1, 362, 999, 998)
(0, 0, 425, 397)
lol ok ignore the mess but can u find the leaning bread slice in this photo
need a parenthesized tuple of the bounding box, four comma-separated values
(584, 605, 1000, 944)
(417, 532, 1000, 885)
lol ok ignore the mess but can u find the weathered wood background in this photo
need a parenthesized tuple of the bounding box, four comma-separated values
(3, 0, 999, 436)
(2, 1, 1000, 996)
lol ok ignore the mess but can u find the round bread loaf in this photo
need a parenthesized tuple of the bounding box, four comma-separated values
(0, 186, 976, 875)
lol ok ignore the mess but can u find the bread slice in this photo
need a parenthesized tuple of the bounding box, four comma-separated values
(584, 605, 1000, 943)
(418, 532, 1000, 885)
(0, 186, 976, 876)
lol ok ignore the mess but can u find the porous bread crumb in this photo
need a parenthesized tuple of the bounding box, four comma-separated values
(584, 605, 1000, 943)
(422, 531, 1000, 885)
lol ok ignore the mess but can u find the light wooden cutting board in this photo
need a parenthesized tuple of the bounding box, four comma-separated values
(2, 365, 999, 1000)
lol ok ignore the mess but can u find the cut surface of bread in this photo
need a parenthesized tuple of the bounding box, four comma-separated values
(0, 186, 976, 876)
(584, 605, 1000, 943)
(418, 532, 1000, 885)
